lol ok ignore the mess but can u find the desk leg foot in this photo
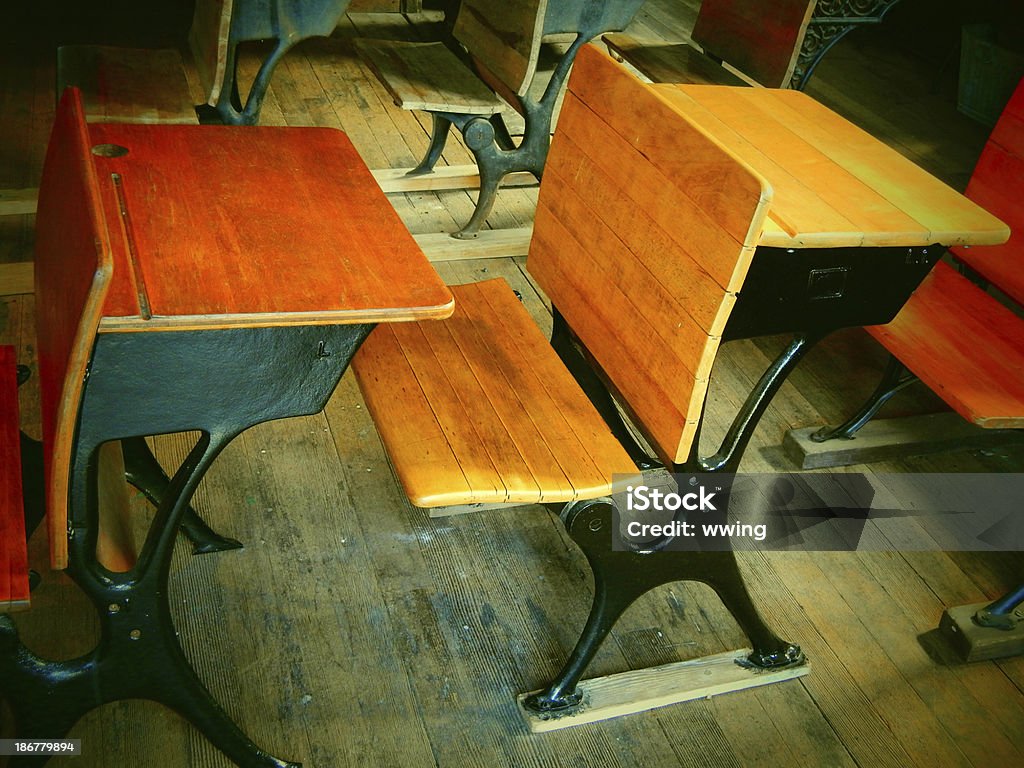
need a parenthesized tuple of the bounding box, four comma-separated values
(121, 435, 243, 555)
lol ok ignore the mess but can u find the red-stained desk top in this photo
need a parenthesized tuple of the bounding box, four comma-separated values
(88, 122, 453, 331)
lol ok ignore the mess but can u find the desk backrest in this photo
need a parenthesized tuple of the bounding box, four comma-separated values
(692, 0, 815, 88)
(454, 0, 548, 98)
(527, 46, 771, 465)
(189, 0, 235, 106)
(34, 89, 114, 569)
(953, 77, 1024, 306)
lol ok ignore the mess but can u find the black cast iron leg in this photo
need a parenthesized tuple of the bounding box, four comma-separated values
(0, 433, 301, 768)
(523, 500, 802, 714)
(694, 333, 825, 473)
(811, 355, 917, 442)
(121, 435, 243, 555)
(453, 117, 503, 239)
(408, 113, 453, 176)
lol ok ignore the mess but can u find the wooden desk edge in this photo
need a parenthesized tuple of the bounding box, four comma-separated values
(97, 300, 456, 332)
(759, 223, 1011, 250)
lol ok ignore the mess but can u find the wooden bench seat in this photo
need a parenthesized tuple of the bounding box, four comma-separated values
(866, 262, 1024, 429)
(56, 0, 354, 127)
(356, 278, 638, 508)
(604, 0, 815, 88)
(0, 345, 30, 614)
(866, 77, 1024, 430)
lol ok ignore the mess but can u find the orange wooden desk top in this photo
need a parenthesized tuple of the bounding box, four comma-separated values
(651, 84, 1010, 250)
(87, 122, 454, 331)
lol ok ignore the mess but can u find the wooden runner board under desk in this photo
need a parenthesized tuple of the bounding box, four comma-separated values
(649, 84, 1009, 249)
(87, 123, 454, 331)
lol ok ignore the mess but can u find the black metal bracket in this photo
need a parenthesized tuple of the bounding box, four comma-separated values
(121, 435, 244, 555)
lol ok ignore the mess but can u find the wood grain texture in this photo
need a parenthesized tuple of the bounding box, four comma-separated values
(355, 39, 504, 114)
(353, 278, 638, 506)
(86, 122, 453, 330)
(529, 45, 769, 464)
(0, 345, 30, 612)
(518, 648, 809, 732)
(57, 47, 197, 124)
(188, 0, 233, 105)
(691, 0, 814, 87)
(0, 187, 38, 215)
(0, 262, 33, 297)
(34, 89, 114, 570)
(952, 77, 1024, 306)
(453, 0, 547, 98)
(602, 33, 747, 86)
(866, 262, 1024, 429)
(94, 440, 137, 573)
(372, 165, 537, 193)
(656, 85, 1011, 248)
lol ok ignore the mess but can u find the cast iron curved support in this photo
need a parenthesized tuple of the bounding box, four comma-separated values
(686, 332, 826, 474)
(453, 116, 506, 239)
(198, 39, 292, 126)
(0, 324, 372, 766)
(811, 355, 917, 442)
(0, 431, 300, 768)
(790, 1, 902, 90)
(523, 499, 802, 714)
(442, 32, 591, 238)
(489, 114, 517, 152)
(121, 435, 243, 555)
(408, 114, 454, 176)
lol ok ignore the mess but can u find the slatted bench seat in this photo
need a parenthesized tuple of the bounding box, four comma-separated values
(357, 0, 645, 238)
(0, 345, 30, 615)
(787, 76, 1024, 468)
(603, 0, 815, 88)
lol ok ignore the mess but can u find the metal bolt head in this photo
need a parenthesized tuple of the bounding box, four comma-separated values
(129, 629, 142, 640)
(108, 603, 121, 614)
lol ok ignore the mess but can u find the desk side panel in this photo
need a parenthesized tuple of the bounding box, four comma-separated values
(34, 89, 114, 569)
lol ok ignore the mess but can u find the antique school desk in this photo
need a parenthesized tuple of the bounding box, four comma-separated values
(353, 47, 1009, 729)
(0, 89, 452, 767)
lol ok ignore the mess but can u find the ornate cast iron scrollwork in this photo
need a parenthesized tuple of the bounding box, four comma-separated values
(791, 0, 902, 90)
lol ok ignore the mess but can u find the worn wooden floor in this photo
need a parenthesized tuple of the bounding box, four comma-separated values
(2, 2, 1024, 766)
